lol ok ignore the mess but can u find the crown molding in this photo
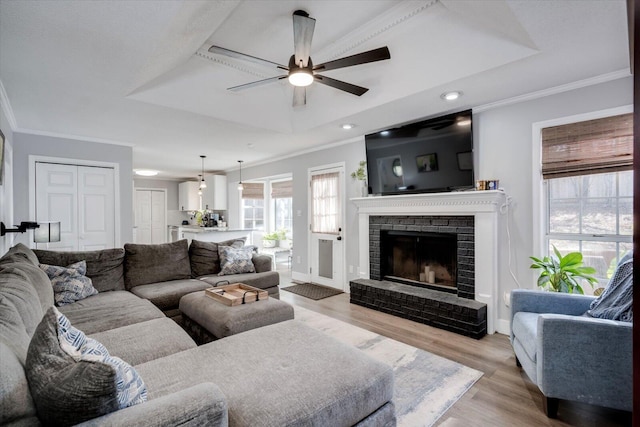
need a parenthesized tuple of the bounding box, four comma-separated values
(194, 48, 274, 78)
(0, 78, 18, 131)
(473, 69, 631, 113)
(14, 128, 136, 147)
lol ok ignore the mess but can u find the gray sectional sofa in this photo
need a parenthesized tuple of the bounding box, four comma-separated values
(0, 242, 395, 426)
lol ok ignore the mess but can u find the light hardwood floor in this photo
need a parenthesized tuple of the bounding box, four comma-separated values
(276, 265, 632, 427)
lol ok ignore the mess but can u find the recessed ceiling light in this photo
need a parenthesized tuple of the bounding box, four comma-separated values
(341, 123, 355, 130)
(135, 170, 159, 177)
(441, 91, 462, 101)
(380, 130, 390, 136)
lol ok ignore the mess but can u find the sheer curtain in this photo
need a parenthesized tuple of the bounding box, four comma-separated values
(311, 172, 341, 234)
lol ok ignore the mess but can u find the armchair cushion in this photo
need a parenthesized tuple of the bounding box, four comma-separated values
(511, 312, 539, 362)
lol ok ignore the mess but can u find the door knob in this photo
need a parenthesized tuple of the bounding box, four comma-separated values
(337, 236, 342, 241)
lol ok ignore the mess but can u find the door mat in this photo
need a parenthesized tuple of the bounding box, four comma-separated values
(281, 283, 343, 300)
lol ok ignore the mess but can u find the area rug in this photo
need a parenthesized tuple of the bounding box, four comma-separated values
(294, 306, 482, 427)
(281, 283, 343, 300)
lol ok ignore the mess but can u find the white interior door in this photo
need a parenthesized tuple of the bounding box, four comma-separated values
(35, 163, 78, 251)
(35, 162, 115, 250)
(309, 165, 344, 290)
(78, 166, 114, 250)
(135, 189, 166, 244)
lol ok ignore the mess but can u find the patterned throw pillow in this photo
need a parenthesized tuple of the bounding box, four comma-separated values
(218, 245, 256, 276)
(25, 307, 147, 425)
(39, 260, 98, 306)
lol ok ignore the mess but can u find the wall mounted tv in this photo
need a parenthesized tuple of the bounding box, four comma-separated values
(365, 109, 473, 195)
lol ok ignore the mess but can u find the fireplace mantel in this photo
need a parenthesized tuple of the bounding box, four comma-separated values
(352, 190, 506, 334)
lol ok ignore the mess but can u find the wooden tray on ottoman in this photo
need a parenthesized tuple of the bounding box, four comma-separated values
(204, 283, 269, 306)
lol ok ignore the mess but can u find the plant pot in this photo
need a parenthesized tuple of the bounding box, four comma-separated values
(279, 239, 292, 249)
(262, 239, 276, 248)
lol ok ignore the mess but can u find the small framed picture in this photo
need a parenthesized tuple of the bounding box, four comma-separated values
(416, 153, 438, 173)
(457, 151, 472, 171)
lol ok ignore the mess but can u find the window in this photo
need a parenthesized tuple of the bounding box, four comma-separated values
(542, 113, 633, 294)
(271, 180, 293, 234)
(311, 172, 341, 234)
(241, 183, 264, 230)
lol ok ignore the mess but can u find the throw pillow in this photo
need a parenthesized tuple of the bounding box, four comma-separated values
(587, 251, 633, 322)
(40, 260, 98, 306)
(25, 307, 147, 426)
(189, 237, 247, 277)
(218, 245, 256, 276)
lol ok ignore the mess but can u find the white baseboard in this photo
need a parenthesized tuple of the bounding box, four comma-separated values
(495, 318, 511, 336)
(291, 271, 310, 283)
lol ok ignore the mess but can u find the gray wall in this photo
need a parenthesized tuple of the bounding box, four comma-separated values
(13, 133, 133, 245)
(0, 108, 14, 254)
(227, 75, 632, 333)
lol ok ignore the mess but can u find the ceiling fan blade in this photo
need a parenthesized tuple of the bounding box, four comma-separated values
(313, 46, 390, 72)
(314, 75, 368, 96)
(293, 86, 306, 107)
(209, 45, 288, 70)
(293, 10, 316, 68)
(228, 76, 287, 92)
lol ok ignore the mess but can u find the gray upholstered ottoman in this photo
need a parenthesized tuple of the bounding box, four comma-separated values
(179, 290, 294, 344)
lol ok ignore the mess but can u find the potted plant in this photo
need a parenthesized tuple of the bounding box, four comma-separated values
(529, 246, 598, 294)
(277, 229, 292, 249)
(262, 231, 279, 248)
(351, 160, 367, 197)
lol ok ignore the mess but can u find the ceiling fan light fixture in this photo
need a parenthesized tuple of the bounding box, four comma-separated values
(288, 68, 314, 87)
(441, 91, 462, 101)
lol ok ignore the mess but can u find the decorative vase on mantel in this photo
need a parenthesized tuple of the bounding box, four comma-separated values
(360, 180, 368, 197)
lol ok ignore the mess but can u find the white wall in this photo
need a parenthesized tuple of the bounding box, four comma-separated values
(12, 133, 134, 245)
(228, 75, 632, 334)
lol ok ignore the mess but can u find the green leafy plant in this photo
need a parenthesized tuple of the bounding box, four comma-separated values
(530, 246, 598, 294)
(351, 161, 367, 181)
(262, 231, 279, 241)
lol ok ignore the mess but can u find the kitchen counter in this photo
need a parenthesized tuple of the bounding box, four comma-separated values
(171, 226, 253, 244)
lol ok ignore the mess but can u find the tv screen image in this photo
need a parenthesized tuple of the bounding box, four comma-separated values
(365, 110, 473, 195)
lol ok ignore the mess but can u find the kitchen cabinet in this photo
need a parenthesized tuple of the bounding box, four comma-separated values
(178, 181, 200, 211)
(202, 175, 227, 210)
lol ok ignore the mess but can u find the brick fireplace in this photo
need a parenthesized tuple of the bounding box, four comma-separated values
(351, 191, 505, 335)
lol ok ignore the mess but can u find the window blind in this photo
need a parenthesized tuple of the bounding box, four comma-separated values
(271, 180, 293, 198)
(241, 182, 264, 200)
(541, 113, 633, 179)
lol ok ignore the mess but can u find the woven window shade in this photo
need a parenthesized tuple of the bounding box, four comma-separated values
(541, 113, 633, 179)
(241, 182, 264, 200)
(271, 180, 293, 198)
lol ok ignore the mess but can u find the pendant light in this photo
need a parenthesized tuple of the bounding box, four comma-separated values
(197, 175, 203, 196)
(199, 155, 207, 189)
(237, 160, 244, 191)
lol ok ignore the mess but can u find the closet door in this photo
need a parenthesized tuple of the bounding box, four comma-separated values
(78, 166, 115, 250)
(135, 189, 166, 244)
(35, 163, 115, 250)
(35, 163, 78, 250)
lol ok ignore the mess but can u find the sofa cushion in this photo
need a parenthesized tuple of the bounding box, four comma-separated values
(26, 307, 147, 426)
(511, 312, 540, 362)
(189, 238, 246, 278)
(0, 258, 54, 314)
(90, 318, 196, 366)
(135, 320, 394, 427)
(199, 270, 280, 291)
(0, 341, 37, 425)
(0, 267, 43, 336)
(130, 279, 210, 311)
(0, 296, 32, 364)
(218, 246, 255, 276)
(34, 248, 126, 292)
(124, 240, 191, 289)
(40, 261, 98, 306)
(58, 291, 164, 335)
(0, 243, 39, 266)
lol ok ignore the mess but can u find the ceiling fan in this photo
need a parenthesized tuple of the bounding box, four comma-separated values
(208, 10, 391, 107)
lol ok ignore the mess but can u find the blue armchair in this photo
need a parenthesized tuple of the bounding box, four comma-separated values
(510, 289, 632, 417)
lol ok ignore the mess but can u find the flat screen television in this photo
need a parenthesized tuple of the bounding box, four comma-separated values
(365, 109, 473, 195)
